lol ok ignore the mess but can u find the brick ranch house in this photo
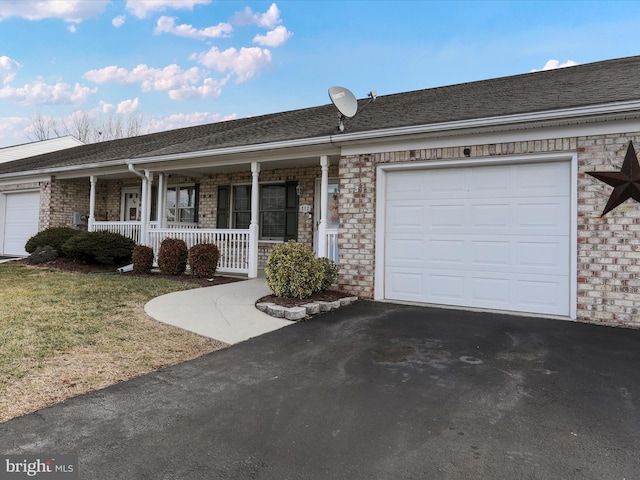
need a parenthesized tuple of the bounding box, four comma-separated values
(1, 55, 640, 326)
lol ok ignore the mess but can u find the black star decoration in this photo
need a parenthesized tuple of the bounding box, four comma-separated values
(587, 140, 640, 217)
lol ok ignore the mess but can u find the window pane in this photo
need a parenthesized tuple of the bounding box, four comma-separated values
(261, 185, 285, 210)
(235, 212, 251, 230)
(234, 186, 251, 211)
(261, 211, 285, 239)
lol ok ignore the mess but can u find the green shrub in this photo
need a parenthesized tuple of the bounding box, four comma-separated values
(62, 231, 135, 265)
(188, 243, 220, 278)
(265, 241, 323, 299)
(157, 238, 188, 275)
(315, 257, 339, 292)
(132, 245, 154, 274)
(25, 227, 79, 255)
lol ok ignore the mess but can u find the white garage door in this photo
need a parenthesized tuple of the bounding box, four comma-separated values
(384, 161, 571, 316)
(3, 191, 40, 256)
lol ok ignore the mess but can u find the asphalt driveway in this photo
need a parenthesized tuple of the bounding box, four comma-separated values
(2, 302, 640, 479)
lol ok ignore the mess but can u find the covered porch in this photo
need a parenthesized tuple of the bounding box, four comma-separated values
(83, 154, 340, 277)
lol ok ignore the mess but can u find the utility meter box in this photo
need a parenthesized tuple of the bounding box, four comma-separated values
(72, 212, 88, 226)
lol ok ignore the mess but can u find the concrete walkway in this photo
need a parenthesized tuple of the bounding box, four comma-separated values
(145, 278, 292, 344)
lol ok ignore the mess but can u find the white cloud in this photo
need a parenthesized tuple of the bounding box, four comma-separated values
(253, 25, 292, 47)
(0, 56, 22, 85)
(232, 3, 281, 28)
(84, 63, 229, 99)
(531, 59, 579, 72)
(0, 80, 95, 106)
(126, 0, 211, 19)
(112, 15, 126, 28)
(67, 24, 77, 33)
(194, 46, 272, 83)
(116, 97, 140, 114)
(168, 77, 229, 100)
(0, 116, 31, 148)
(154, 16, 232, 40)
(84, 63, 204, 92)
(0, 0, 110, 23)
(146, 111, 237, 134)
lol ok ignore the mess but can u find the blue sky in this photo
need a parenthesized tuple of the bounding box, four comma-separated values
(1, 0, 639, 148)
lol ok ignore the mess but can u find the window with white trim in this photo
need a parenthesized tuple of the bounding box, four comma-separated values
(166, 184, 199, 223)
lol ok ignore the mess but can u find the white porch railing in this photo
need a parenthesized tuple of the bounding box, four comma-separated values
(92, 221, 251, 275)
(327, 230, 339, 264)
(92, 221, 337, 273)
(148, 228, 250, 275)
(92, 221, 142, 244)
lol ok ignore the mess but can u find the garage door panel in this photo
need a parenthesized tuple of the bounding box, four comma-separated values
(517, 198, 570, 234)
(386, 269, 424, 300)
(386, 203, 426, 229)
(517, 162, 570, 195)
(384, 161, 571, 316)
(386, 236, 425, 265)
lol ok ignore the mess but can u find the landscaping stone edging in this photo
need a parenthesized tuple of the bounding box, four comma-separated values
(256, 296, 359, 321)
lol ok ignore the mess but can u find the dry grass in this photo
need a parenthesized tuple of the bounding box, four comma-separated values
(0, 263, 227, 423)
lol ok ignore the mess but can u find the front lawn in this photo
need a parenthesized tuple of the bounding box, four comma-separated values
(0, 263, 226, 422)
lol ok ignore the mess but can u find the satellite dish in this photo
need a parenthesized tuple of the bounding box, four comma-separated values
(328, 86, 358, 118)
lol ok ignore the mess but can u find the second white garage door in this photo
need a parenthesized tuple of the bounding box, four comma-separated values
(3, 191, 40, 256)
(384, 161, 571, 316)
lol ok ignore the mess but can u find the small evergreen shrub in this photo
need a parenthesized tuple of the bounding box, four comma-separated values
(315, 257, 339, 292)
(62, 231, 135, 265)
(25, 227, 79, 255)
(157, 238, 188, 275)
(28, 245, 58, 264)
(265, 241, 323, 299)
(188, 243, 220, 278)
(132, 245, 154, 274)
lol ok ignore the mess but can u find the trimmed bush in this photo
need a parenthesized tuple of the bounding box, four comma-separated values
(28, 245, 59, 265)
(265, 241, 323, 299)
(188, 243, 220, 278)
(132, 245, 154, 274)
(62, 231, 135, 265)
(315, 257, 339, 292)
(157, 238, 188, 275)
(25, 227, 79, 255)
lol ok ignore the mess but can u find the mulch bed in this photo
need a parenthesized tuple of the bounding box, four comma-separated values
(255, 290, 354, 309)
(10, 258, 244, 287)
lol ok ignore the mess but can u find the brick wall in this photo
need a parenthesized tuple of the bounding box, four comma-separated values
(48, 179, 90, 229)
(338, 134, 640, 327)
(577, 133, 640, 326)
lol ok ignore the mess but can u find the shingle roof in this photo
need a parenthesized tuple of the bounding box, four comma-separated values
(2, 55, 640, 176)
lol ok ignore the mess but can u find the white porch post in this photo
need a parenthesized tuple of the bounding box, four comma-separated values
(137, 171, 151, 245)
(318, 155, 329, 258)
(88, 175, 97, 232)
(249, 162, 260, 278)
(157, 172, 166, 227)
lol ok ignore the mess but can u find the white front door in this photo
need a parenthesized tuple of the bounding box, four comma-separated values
(314, 179, 340, 262)
(121, 188, 141, 221)
(383, 161, 571, 316)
